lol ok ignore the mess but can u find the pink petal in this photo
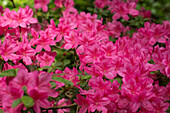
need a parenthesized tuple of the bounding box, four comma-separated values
(112, 13, 121, 20)
(122, 14, 129, 21)
(42, 5, 48, 12)
(129, 9, 139, 16)
(36, 45, 42, 52)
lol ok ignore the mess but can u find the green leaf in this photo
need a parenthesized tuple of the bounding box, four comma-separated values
(63, 59, 71, 66)
(50, 81, 56, 89)
(0, 108, 4, 113)
(38, 66, 51, 71)
(52, 76, 73, 86)
(22, 86, 27, 94)
(55, 61, 63, 66)
(27, 65, 37, 72)
(42, 66, 51, 69)
(113, 78, 123, 84)
(47, 66, 53, 73)
(87, 7, 93, 11)
(0, 69, 18, 77)
(12, 99, 22, 108)
(21, 96, 34, 108)
(80, 75, 92, 80)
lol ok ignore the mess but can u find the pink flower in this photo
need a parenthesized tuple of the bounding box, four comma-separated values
(84, 65, 103, 78)
(94, 0, 110, 8)
(83, 44, 104, 63)
(74, 94, 90, 113)
(56, 98, 71, 113)
(34, 0, 50, 12)
(0, 86, 24, 113)
(54, 0, 64, 8)
(112, 2, 129, 20)
(55, 23, 70, 42)
(139, 7, 151, 18)
(149, 98, 169, 113)
(89, 91, 110, 113)
(34, 30, 56, 52)
(62, 67, 79, 86)
(16, 42, 36, 65)
(9, 69, 35, 89)
(9, 69, 58, 113)
(0, 5, 3, 14)
(0, 39, 19, 61)
(63, 30, 79, 49)
(0, 6, 37, 28)
(165, 82, 170, 101)
(36, 51, 57, 67)
(126, 1, 139, 16)
(152, 45, 170, 78)
(94, 57, 116, 79)
(13, 6, 38, 28)
(0, 8, 17, 27)
(106, 21, 129, 38)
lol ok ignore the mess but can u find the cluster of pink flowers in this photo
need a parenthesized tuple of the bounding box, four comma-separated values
(0, 6, 37, 28)
(0, 0, 169, 112)
(0, 69, 58, 113)
(94, 0, 139, 20)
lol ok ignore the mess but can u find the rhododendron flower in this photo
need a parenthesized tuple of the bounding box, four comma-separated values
(74, 94, 91, 113)
(55, 24, 71, 42)
(36, 51, 57, 68)
(0, 39, 19, 61)
(8, 69, 58, 113)
(0, 6, 37, 28)
(94, 0, 110, 8)
(139, 7, 151, 18)
(126, 1, 139, 16)
(16, 42, 36, 65)
(163, 20, 170, 38)
(0, 86, 24, 113)
(152, 45, 170, 78)
(84, 65, 103, 78)
(89, 77, 109, 89)
(0, 77, 7, 88)
(34, 30, 56, 52)
(56, 98, 71, 113)
(147, 97, 169, 113)
(83, 44, 104, 63)
(165, 82, 170, 101)
(54, 0, 64, 8)
(34, 0, 50, 12)
(0, 5, 3, 14)
(9, 69, 35, 89)
(112, 2, 129, 20)
(13, 6, 38, 28)
(63, 30, 79, 49)
(62, 67, 79, 86)
(94, 57, 116, 79)
(89, 91, 110, 113)
(106, 21, 129, 38)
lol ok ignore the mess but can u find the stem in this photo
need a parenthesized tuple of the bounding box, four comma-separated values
(76, 106, 80, 113)
(42, 103, 77, 110)
(10, 0, 16, 8)
(19, 60, 31, 72)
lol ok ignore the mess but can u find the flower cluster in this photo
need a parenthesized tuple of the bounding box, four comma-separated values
(0, 0, 169, 113)
(94, 0, 139, 20)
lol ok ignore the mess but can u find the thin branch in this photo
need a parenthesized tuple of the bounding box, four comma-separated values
(19, 60, 31, 72)
(10, 0, 16, 8)
(42, 103, 77, 110)
(76, 105, 80, 113)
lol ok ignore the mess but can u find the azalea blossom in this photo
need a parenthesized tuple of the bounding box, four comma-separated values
(34, 0, 50, 12)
